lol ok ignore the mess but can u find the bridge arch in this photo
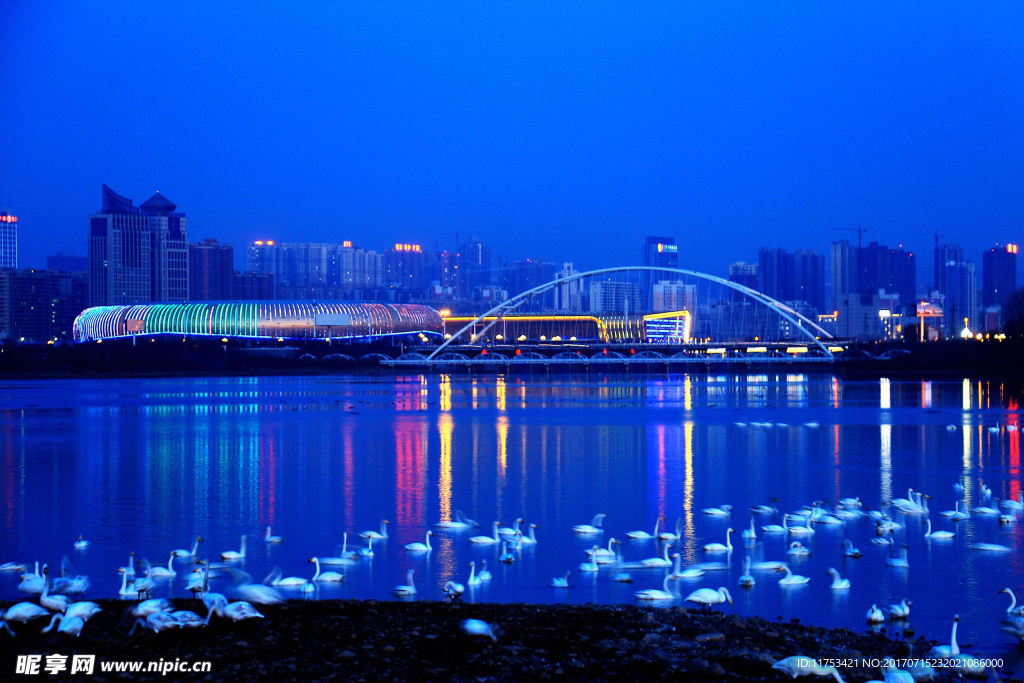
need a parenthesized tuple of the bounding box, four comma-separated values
(429, 266, 833, 360)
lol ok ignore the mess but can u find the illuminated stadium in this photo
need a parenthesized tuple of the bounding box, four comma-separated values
(73, 302, 443, 342)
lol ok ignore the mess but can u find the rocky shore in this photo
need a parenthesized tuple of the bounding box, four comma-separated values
(0, 599, 957, 682)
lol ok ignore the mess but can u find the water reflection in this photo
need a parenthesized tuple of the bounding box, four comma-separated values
(1, 375, 1023, 659)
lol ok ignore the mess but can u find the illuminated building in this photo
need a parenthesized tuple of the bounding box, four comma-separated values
(73, 302, 442, 341)
(458, 236, 492, 298)
(934, 243, 964, 294)
(444, 310, 691, 344)
(553, 262, 583, 312)
(829, 240, 856, 310)
(88, 185, 188, 306)
(0, 268, 88, 341)
(983, 244, 1017, 312)
(589, 280, 640, 315)
(384, 243, 426, 292)
(642, 236, 678, 309)
(189, 238, 234, 300)
(246, 241, 383, 296)
(0, 208, 17, 268)
(942, 259, 977, 337)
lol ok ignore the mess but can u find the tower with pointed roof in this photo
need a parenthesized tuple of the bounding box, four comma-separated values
(88, 185, 188, 306)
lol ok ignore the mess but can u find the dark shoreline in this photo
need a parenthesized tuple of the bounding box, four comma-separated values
(0, 599, 942, 682)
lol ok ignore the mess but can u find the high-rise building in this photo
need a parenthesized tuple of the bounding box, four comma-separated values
(0, 209, 17, 269)
(554, 262, 582, 311)
(942, 259, 978, 336)
(982, 244, 1018, 311)
(458, 236, 491, 297)
(0, 268, 88, 341)
(727, 261, 758, 291)
(246, 240, 382, 297)
(642, 236, 679, 309)
(47, 252, 89, 272)
(500, 259, 556, 308)
(384, 243, 426, 292)
(934, 243, 964, 295)
(231, 271, 275, 300)
(830, 241, 857, 310)
(758, 247, 826, 314)
(589, 280, 640, 315)
(856, 241, 916, 314)
(189, 238, 234, 300)
(652, 280, 697, 314)
(88, 185, 188, 306)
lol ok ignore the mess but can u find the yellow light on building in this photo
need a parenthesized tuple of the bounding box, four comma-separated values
(495, 334, 503, 341)
(539, 335, 546, 341)
(786, 346, 809, 354)
(747, 346, 767, 353)
(828, 346, 845, 353)
(552, 336, 561, 341)
(518, 335, 527, 341)
(707, 348, 726, 354)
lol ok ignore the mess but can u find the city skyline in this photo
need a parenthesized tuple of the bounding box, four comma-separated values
(2, 2, 1022, 277)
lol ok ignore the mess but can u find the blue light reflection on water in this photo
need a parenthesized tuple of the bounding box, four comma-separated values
(0, 373, 1022, 664)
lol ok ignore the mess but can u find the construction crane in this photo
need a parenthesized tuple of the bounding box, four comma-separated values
(830, 225, 867, 249)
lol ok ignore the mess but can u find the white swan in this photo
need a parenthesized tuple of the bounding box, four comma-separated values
(147, 552, 177, 578)
(461, 619, 497, 641)
(517, 524, 539, 545)
(39, 568, 70, 613)
(776, 565, 810, 585)
(1000, 492, 1024, 513)
(762, 517, 787, 533)
(866, 604, 885, 622)
(787, 515, 815, 536)
(264, 527, 282, 544)
(359, 520, 390, 540)
(358, 536, 375, 557)
(971, 541, 1012, 552)
(826, 568, 850, 590)
(739, 557, 755, 587)
(40, 613, 85, 637)
(309, 558, 344, 583)
(1, 602, 50, 625)
(842, 540, 861, 557)
(626, 517, 662, 540)
(924, 519, 955, 539)
(498, 518, 523, 538)
(220, 535, 247, 561)
(443, 580, 464, 600)
(579, 551, 600, 572)
(925, 615, 960, 657)
(219, 601, 265, 621)
(787, 542, 810, 557)
(636, 574, 676, 601)
(593, 538, 621, 564)
(702, 505, 732, 517)
(888, 598, 912, 619)
(116, 567, 137, 596)
(437, 509, 479, 530)
(573, 513, 608, 534)
(64, 601, 102, 622)
(641, 543, 673, 567)
(17, 564, 46, 595)
(172, 536, 203, 558)
(551, 571, 570, 588)
(237, 583, 284, 605)
(465, 561, 481, 587)
(405, 531, 434, 552)
(498, 541, 515, 564)
(658, 517, 682, 541)
(393, 569, 416, 597)
(470, 522, 503, 545)
(771, 657, 846, 682)
(1000, 588, 1024, 616)
(685, 586, 733, 610)
(885, 544, 910, 568)
(266, 566, 308, 588)
(670, 552, 704, 579)
(741, 516, 757, 540)
(73, 535, 90, 550)
(318, 534, 357, 566)
(750, 561, 788, 571)
(132, 568, 155, 597)
(703, 528, 734, 553)
(940, 500, 970, 520)
(477, 560, 492, 581)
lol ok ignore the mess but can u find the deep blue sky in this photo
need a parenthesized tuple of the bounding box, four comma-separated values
(2, 2, 1022, 284)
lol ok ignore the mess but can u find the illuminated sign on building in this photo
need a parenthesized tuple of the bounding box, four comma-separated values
(1010, 244, 1019, 254)
(0, 215, 17, 223)
(394, 244, 421, 252)
(342, 241, 353, 248)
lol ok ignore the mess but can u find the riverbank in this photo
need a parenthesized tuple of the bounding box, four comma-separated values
(0, 599, 948, 682)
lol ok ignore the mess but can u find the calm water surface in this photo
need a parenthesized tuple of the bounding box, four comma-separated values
(2, 373, 1023, 663)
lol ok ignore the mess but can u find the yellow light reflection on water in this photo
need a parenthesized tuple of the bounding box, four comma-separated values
(963, 378, 971, 411)
(684, 375, 692, 411)
(880, 378, 891, 410)
(496, 415, 509, 520)
(440, 374, 451, 412)
(497, 375, 506, 412)
(438, 413, 453, 524)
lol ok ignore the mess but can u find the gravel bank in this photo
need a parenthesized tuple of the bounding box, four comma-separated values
(1, 599, 943, 682)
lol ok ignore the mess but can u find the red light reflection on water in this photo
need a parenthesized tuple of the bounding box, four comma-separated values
(394, 420, 425, 542)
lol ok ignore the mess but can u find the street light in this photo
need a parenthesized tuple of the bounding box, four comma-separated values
(439, 309, 451, 338)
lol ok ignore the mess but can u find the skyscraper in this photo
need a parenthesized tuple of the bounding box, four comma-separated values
(857, 241, 916, 313)
(189, 238, 235, 300)
(384, 243, 426, 292)
(758, 247, 826, 314)
(458, 236, 491, 298)
(0, 209, 17, 269)
(0, 268, 87, 341)
(727, 262, 758, 291)
(942, 259, 977, 336)
(553, 262, 582, 311)
(829, 240, 857, 310)
(88, 185, 188, 306)
(934, 243, 964, 295)
(642, 236, 678, 309)
(982, 244, 1018, 310)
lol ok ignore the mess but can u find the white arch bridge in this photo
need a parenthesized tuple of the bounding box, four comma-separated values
(385, 266, 848, 368)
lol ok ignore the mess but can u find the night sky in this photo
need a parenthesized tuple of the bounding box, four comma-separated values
(2, 2, 1022, 284)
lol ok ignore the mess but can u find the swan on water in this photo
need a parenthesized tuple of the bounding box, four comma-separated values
(437, 510, 479, 530)
(573, 513, 608, 534)
(443, 580, 464, 600)
(771, 656, 846, 682)
(309, 558, 344, 583)
(1000, 588, 1024, 617)
(405, 531, 434, 552)
(762, 517, 787, 534)
(17, 563, 46, 595)
(970, 542, 1012, 552)
(685, 586, 733, 610)
(498, 518, 523, 539)
(972, 503, 1000, 516)
(172, 536, 203, 558)
(885, 544, 910, 568)
(498, 541, 515, 564)
(940, 501, 970, 520)
(826, 568, 850, 590)
(465, 561, 482, 587)
(358, 537, 375, 557)
(265, 566, 308, 589)
(925, 615, 960, 657)
(924, 519, 955, 539)
(220, 535, 247, 561)
(787, 515, 815, 536)
(776, 566, 810, 586)
(636, 574, 676, 601)
(593, 538, 621, 565)
(750, 561, 787, 571)
(842, 540, 861, 557)
(787, 542, 810, 557)
(477, 560, 492, 582)
(703, 528, 734, 553)
(866, 604, 885, 623)
(1000, 492, 1024, 513)
(147, 552, 177, 578)
(626, 517, 663, 540)
(739, 557, 755, 587)
(470, 522, 503, 545)
(393, 569, 416, 597)
(613, 572, 633, 582)
(264, 527, 283, 544)
(702, 505, 732, 517)
(551, 571, 570, 588)
(640, 544, 673, 567)
(517, 524, 539, 545)
(887, 598, 912, 619)
(670, 553, 704, 579)
(73, 535, 90, 550)
(579, 552, 600, 573)
(359, 520, 390, 540)
(741, 516, 757, 540)
(658, 517, 682, 541)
